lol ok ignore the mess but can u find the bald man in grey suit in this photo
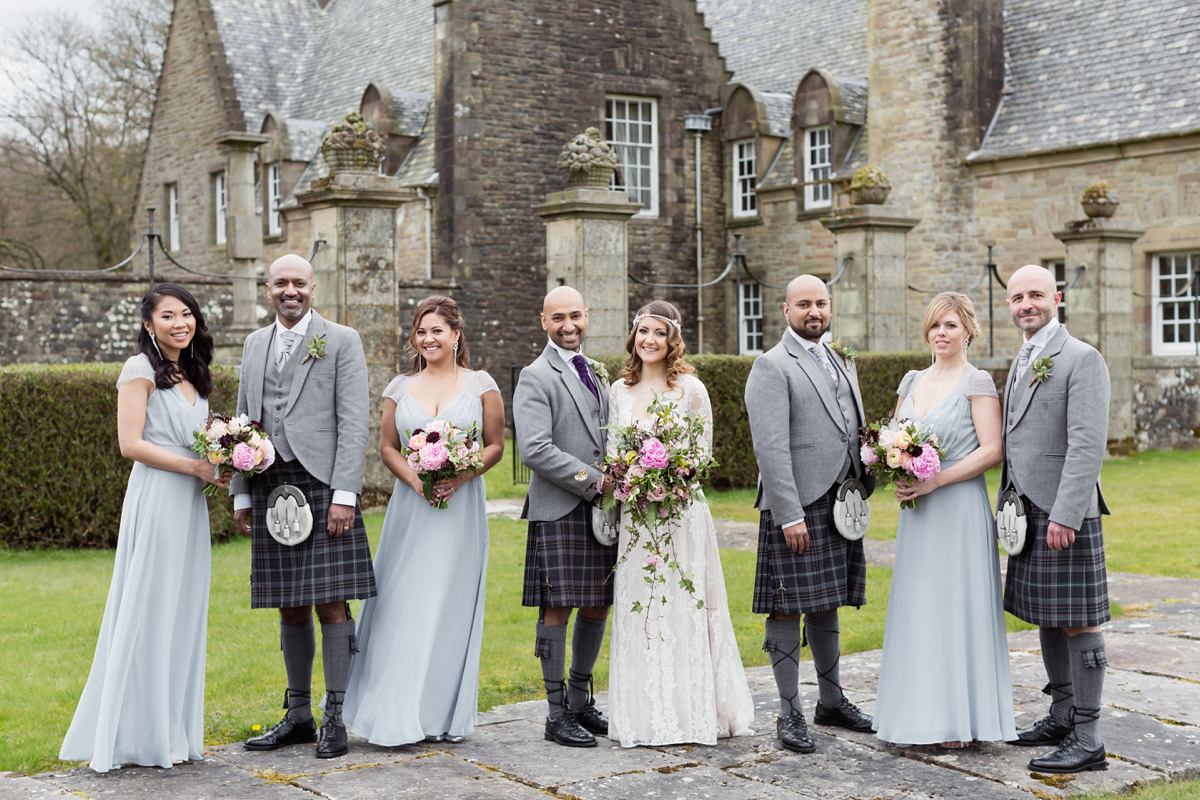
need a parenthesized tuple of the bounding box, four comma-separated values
(745, 275, 875, 754)
(1001, 264, 1111, 774)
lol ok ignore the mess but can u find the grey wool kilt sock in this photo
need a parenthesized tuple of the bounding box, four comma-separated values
(281, 617, 316, 722)
(568, 614, 608, 713)
(536, 621, 569, 720)
(764, 616, 803, 717)
(804, 611, 844, 709)
(1067, 631, 1108, 749)
(321, 618, 357, 726)
(1039, 627, 1075, 726)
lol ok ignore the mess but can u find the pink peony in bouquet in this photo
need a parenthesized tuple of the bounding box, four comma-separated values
(190, 412, 275, 496)
(859, 417, 946, 509)
(599, 393, 714, 614)
(401, 419, 484, 509)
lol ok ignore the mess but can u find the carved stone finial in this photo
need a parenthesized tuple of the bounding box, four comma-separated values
(558, 127, 619, 188)
(321, 111, 386, 174)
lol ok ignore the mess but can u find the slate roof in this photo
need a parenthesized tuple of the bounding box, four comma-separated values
(209, 0, 433, 137)
(972, 0, 1200, 160)
(696, 0, 868, 93)
(761, 92, 793, 139)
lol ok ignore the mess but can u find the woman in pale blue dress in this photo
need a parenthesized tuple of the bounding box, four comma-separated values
(873, 292, 1016, 748)
(60, 284, 229, 772)
(341, 295, 504, 745)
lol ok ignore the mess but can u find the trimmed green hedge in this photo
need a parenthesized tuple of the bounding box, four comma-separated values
(601, 351, 931, 488)
(0, 363, 239, 549)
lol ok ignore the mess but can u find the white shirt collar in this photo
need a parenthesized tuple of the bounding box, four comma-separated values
(1024, 317, 1061, 360)
(276, 310, 313, 339)
(786, 325, 825, 355)
(548, 338, 585, 366)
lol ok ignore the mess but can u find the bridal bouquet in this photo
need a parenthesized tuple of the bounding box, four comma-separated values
(600, 394, 714, 614)
(859, 418, 946, 509)
(190, 413, 275, 496)
(402, 420, 484, 509)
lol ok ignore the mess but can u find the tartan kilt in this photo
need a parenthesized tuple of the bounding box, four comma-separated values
(522, 502, 617, 609)
(752, 491, 867, 616)
(249, 460, 377, 609)
(1004, 501, 1109, 627)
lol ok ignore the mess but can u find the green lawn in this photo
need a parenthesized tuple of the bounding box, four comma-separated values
(1, 449, 1197, 793)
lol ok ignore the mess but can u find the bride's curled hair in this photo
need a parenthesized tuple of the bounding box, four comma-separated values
(621, 300, 694, 389)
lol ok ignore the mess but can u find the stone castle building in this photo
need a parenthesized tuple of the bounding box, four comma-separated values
(4, 0, 1197, 461)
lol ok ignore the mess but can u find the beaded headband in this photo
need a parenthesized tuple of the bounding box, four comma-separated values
(632, 313, 683, 334)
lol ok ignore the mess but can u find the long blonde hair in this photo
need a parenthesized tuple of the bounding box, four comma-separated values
(620, 300, 694, 389)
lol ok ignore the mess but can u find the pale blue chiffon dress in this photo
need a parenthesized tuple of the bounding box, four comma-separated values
(60, 354, 211, 772)
(341, 371, 496, 745)
(873, 366, 1017, 745)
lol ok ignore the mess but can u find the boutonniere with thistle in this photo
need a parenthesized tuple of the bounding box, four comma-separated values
(1029, 356, 1053, 387)
(587, 357, 610, 385)
(830, 340, 858, 367)
(302, 334, 327, 364)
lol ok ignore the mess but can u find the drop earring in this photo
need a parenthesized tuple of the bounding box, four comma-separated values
(963, 337, 970, 357)
(149, 331, 163, 360)
(452, 339, 459, 374)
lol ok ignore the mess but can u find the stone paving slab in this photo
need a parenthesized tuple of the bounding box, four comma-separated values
(15, 542, 1200, 799)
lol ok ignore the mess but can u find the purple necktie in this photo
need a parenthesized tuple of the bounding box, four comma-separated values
(571, 354, 600, 400)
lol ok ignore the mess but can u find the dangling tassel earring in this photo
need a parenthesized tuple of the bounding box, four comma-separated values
(453, 339, 459, 375)
(930, 347, 935, 366)
(189, 340, 195, 361)
(149, 333, 163, 360)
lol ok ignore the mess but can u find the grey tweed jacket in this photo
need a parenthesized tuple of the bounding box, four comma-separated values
(744, 331, 874, 525)
(230, 311, 370, 496)
(513, 343, 609, 523)
(1000, 325, 1110, 530)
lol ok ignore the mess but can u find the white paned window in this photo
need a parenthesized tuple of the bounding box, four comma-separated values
(1152, 252, 1200, 356)
(606, 95, 658, 216)
(214, 172, 227, 246)
(1046, 261, 1068, 323)
(803, 126, 832, 209)
(268, 164, 282, 235)
(733, 139, 757, 218)
(167, 183, 180, 252)
(739, 280, 764, 354)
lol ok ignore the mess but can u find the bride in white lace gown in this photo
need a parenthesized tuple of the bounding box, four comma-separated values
(607, 301, 755, 748)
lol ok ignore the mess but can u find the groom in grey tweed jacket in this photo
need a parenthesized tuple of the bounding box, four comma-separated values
(514, 285, 616, 748)
(1001, 264, 1111, 774)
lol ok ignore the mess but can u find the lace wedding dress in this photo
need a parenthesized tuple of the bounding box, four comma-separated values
(606, 374, 755, 747)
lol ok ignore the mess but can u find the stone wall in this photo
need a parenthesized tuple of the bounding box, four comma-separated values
(0, 274, 234, 365)
(432, 0, 731, 377)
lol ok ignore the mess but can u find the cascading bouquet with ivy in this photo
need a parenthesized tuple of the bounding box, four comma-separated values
(859, 417, 946, 509)
(600, 394, 715, 616)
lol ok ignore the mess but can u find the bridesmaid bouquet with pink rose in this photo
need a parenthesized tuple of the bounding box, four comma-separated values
(859, 417, 946, 509)
(402, 420, 484, 509)
(190, 412, 275, 496)
(599, 393, 714, 616)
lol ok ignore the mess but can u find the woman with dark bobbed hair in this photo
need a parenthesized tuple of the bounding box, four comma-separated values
(61, 283, 229, 772)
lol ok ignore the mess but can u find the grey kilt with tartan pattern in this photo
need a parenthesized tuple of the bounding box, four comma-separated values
(249, 459, 377, 609)
(1004, 500, 1109, 628)
(522, 501, 617, 610)
(752, 490, 867, 616)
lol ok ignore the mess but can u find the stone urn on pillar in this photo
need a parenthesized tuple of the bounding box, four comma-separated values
(847, 165, 891, 206)
(557, 127, 618, 189)
(320, 111, 386, 175)
(1080, 181, 1120, 219)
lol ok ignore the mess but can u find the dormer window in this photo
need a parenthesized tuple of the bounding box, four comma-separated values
(803, 126, 832, 209)
(733, 139, 757, 218)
